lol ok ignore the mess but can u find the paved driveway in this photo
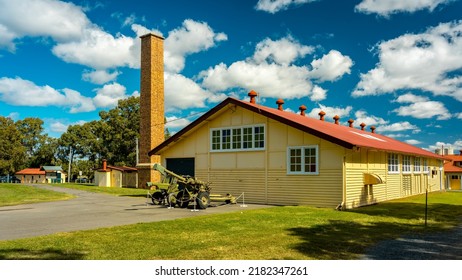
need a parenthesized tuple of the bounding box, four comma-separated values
(0, 185, 270, 241)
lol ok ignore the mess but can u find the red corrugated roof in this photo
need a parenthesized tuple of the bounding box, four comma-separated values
(148, 97, 444, 160)
(444, 155, 462, 173)
(15, 168, 46, 175)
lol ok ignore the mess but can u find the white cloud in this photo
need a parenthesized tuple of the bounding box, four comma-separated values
(200, 61, 314, 100)
(353, 21, 462, 102)
(307, 104, 353, 121)
(252, 36, 313, 65)
(82, 69, 120, 84)
(393, 93, 452, 120)
(0, 0, 90, 49)
(52, 28, 137, 70)
(49, 121, 69, 134)
(255, 0, 318, 14)
(7, 112, 19, 120)
(165, 73, 217, 111)
(310, 85, 327, 101)
(355, 0, 453, 16)
(309, 50, 353, 81)
(354, 110, 388, 127)
(405, 139, 422, 145)
(456, 112, 462, 119)
(92, 82, 129, 108)
(0, 77, 95, 113)
(200, 36, 352, 102)
(165, 116, 191, 129)
(428, 140, 462, 153)
(376, 121, 419, 132)
(164, 19, 227, 73)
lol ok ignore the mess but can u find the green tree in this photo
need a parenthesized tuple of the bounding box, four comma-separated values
(99, 96, 140, 166)
(0, 116, 26, 174)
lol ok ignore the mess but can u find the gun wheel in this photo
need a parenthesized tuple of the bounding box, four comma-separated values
(151, 192, 164, 205)
(196, 192, 210, 209)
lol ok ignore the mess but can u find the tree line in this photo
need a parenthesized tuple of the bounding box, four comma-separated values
(0, 96, 170, 181)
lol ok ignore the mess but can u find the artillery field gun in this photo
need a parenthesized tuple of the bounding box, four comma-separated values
(146, 163, 236, 209)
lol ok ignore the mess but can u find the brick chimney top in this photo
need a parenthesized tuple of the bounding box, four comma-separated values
(360, 123, 366, 131)
(318, 111, 326, 121)
(248, 90, 258, 104)
(299, 105, 307, 116)
(333, 115, 340, 125)
(276, 99, 284, 111)
(102, 159, 107, 171)
(370, 126, 376, 133)
(348, 119, 354, 128)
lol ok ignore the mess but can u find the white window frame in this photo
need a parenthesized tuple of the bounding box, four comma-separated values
(423, 158, 429, 174)
(210, 124, 265, 152)
(402, 155, 412, 174)
(287, 145, 319, 175)
(414, 157, 421, 173)
(388, 153, 400, 174)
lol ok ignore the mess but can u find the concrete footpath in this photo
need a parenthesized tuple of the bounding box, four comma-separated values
(0, 185, 270, 241)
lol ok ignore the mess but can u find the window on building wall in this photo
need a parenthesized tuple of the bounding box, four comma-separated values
(388, 153, 399, 174)
(423, 158, 429, 173)
(402, 155, 412, 173)
(414, 157, 421, 173)
(211, 124, 265, 152)
(287, 146, 319, 175)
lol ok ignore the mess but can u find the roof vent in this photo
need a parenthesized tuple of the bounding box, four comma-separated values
(318, 111, 326, 121)
(370, 126, 376, 133)
(333, 115, 340, 125)
(299, 105, 307, 116)
(248, 90, 258, 104)
(276, 99, 284, 111)
(348, 119, 354, 128)
(360, 123, 366, 131)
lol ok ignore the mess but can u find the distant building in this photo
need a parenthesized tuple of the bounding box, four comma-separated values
(40, 166, 66, 183)
(94, 160, 138, 188)
(15, 168, 46, 183)
(444, 151, 462, 190)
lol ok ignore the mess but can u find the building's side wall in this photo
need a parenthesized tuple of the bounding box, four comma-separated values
(94, 171, 111, 187)
(19, 174, 46, 184)
(345, 150, 443, 208)
(160, 106, 344, 207)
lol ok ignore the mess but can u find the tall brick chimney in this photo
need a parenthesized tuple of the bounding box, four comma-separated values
(137, 33, 165, 188)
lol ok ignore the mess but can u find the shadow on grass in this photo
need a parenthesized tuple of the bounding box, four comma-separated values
(350, 202, 462, 226)
(287, 220, 423, 259)
(0, 248, 84, 260)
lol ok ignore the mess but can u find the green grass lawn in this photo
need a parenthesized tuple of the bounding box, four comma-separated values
(0, 191, 461, 260)
(0, 184, 74, 206)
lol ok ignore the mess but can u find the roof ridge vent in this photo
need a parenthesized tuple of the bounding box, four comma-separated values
(318, 111, 326, 121)
(276, 99, 284, 111)
(360, 123, 366, 131)
(333, 115, 340, 125)
(299, 105, 307, 116)
(348, 119, 354, 128)
(248, 90, 258, 104)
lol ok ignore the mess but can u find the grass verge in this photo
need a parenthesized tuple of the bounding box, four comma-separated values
(0, 191, 460, 260)
(0, 184, 74, 207)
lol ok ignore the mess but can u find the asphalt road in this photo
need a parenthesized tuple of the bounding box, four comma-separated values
(0, 184, 269, 241)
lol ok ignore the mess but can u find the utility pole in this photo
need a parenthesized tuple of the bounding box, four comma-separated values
(68, 147, 72, 183)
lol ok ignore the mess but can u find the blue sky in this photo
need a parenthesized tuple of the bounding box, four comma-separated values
(0, 0, 461, 153)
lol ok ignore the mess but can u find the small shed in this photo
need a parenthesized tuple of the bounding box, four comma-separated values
(40, 166, 66, 183)
(94, 160, 138, 188)
(444, 152, 462, 190)
(15, 168, 46, 183)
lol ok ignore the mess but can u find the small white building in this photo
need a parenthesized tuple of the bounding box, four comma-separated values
(94, 160, 138, 188)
